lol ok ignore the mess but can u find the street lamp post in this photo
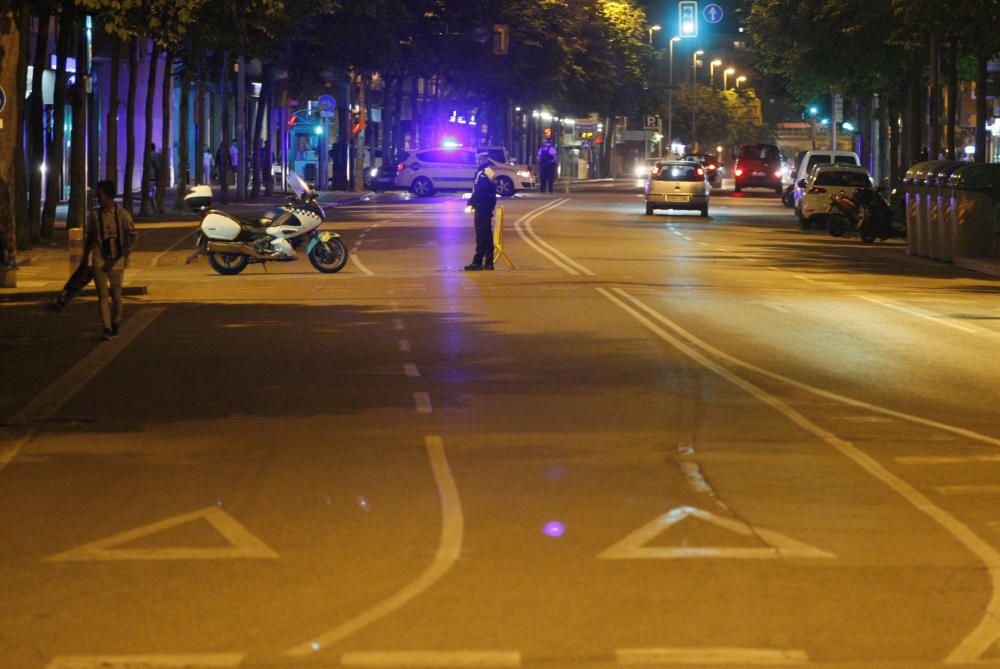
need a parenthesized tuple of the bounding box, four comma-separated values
(691, 49, 703, 152)
(723, 67, 735, 90)
(648, 24, 661, 45)
(710, 59, 722, 89)
(736, 75, 747, 89)
(667, 36, 680, 155)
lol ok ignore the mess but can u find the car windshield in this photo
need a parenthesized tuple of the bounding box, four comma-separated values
(834, 155, 859, 165)
(739, 146, 780, 161)
(814, 171, 872, 187)
(656, 165, 703, 181)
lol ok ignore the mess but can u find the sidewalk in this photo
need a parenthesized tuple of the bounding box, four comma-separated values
(1, 188, 373, 302)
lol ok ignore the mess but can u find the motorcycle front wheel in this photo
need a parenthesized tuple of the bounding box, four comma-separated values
(208, 252, 249, 275)
(309, 237, 349, 273)
(827, 214, 849, 238)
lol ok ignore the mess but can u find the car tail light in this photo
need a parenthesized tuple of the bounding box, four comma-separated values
(774, 170, 782, 178)
(697, 167, 705, 176)
(734, 168, 743, 176)
(808, 186, 827, 194)
(707, 164, 717, 170)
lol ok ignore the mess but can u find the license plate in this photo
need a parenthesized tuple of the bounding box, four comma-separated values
(752, 171, 765, 176)
(667, 195, 689, 202)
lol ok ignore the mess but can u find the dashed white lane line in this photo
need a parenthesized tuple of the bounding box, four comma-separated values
(392, 318, 405, 331)
(403, 363, 421, 378)
(46, 655, 245, 668)
(898, 455, 1000, 465)
(398, 339, 411, 353)
(413, 392, 432, 414)
(616, 647, 808, 665)
(793, 274, 816, 283)
(1, 308, 165, 477)
(341, 651, 521, 667)
(937, 485, 1000, 496)
(698, 241, 711, 247)
(285, 435, 462, 656)
(765, 302, 790, 313)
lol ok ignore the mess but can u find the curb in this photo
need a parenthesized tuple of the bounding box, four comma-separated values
(0, 285, 149, 304)
(954, 256, 1000, 279)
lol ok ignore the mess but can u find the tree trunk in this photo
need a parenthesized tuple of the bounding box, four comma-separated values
(27, 13, 49, 241)
(140, 41, 160, 216)
(393, 75, 403, 157)
(41, 17, 69, 236)
(156, 50, 171, 212)
(106, 38, 121, 182)
(219, 51, 230, 204)
(0, 2, 27, 269)
(264, 90, 274, 196)
(946, 39, 958, 160)
(175, 54, 193, 210)
(250, 77, 268, 199)
(194, 53, 205, 184)
(904, 59, 922, 166)
(353, 72, 368, 192)
(974, 52, 988, 163)
(928, 34, 940, 160)
(122, 37, 138, 213)
(67, 13, 88, 230)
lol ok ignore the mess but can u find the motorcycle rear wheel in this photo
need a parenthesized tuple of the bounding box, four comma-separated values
(208, 252, 249, 275)
(309, 237, 349, 273)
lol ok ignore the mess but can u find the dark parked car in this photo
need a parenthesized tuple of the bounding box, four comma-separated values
(682, 153, 723, 187)
(734, 143, 784, 194)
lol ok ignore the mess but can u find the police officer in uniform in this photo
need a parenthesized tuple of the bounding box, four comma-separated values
(464, 155, 497, 271)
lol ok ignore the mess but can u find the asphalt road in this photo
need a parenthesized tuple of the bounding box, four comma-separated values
(2, 183, 1000, 669)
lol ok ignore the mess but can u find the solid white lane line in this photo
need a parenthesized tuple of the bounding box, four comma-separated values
(351, 253, 375, 276)
(403, 363, 421, 378)
(616, 647, 808, 665)
(857, 294, 977, 334)
(285, 435, 463, 656)
(937, 485, 1000, 496)
(393, 318, 405, 330)
(599, 287, 1000, 664)
(148, 229, 197, 268)
(341, 651, 521, 667)
(46, 655, 244, 668)
(898, 455, 1000, 465)
(413, 392, 432, 414)
(398, 339, 411, 353)
(1, 308, 164, 477)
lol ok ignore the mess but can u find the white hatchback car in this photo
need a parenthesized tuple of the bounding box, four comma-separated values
(396, 148, 533, 197)
(798, 164, 874, 229)
(644, 161, 711, 217)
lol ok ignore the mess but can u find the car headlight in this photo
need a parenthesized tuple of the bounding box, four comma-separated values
(516, 170, 531, 179)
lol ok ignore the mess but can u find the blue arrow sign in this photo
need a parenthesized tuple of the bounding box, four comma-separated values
(703, 3, 724, 23)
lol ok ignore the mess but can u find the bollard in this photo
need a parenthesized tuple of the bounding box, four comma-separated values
(492, 206, 515, 269)
(68, 227, 84, 273)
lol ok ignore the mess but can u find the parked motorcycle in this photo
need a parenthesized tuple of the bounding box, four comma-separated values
(827, 187, 896, 243)
(184, 172, 348, 274)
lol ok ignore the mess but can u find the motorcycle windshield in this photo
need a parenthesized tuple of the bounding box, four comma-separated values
(288, 171, 312, 200)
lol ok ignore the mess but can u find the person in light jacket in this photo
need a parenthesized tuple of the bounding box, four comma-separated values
(87, 179, 137, 340)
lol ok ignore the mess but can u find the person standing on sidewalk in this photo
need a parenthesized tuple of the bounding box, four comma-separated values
(464, 156, 497, 271)
(88, 179, 137, 340)
(537, 138, 558, 194)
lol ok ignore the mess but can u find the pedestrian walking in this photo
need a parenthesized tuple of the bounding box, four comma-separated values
(537, 138, 558, 194)
(146, 142, 161, 212)
(84, 180, 137, 339)
(464, 155, 497, 271)
(229, 140, 239, 183)
(202, 146, 213, 185)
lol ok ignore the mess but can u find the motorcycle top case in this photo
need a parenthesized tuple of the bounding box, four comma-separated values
(184, 184, 213, 211)
(201, 212, 243, 240)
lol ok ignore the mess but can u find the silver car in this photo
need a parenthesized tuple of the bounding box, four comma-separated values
(644, 161, 711, 217)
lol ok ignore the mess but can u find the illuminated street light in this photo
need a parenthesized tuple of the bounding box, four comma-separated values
(710, 59, 723, 89)
(648, 24, 661, 45)
(736, 75, 747, 88)
(723, 67, 735, 89)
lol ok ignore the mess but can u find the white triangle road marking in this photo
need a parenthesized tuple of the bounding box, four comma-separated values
(46, 507, 279, 561)
(597, 506, 835, 560)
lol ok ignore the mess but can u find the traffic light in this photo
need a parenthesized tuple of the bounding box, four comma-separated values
(679, 1, 698, 37)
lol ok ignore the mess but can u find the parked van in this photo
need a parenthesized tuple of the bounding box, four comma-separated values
(791, 150, 861, 215)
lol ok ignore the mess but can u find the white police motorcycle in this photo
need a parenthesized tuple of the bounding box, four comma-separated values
(184, 171, 348, 274)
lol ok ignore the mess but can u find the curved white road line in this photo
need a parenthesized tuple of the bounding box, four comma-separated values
(601, 287, 1000, 664)
(511, 199, 595, 276)
(350, 252, 375, 276)
(284, 435, 463, 657)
